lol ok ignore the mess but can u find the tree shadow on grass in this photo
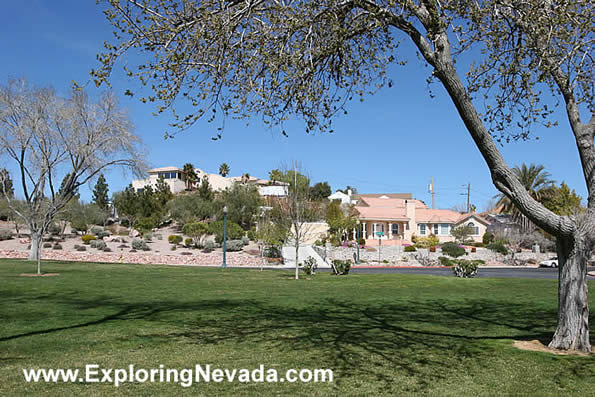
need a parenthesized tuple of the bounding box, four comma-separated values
(1, 291, 589, 393)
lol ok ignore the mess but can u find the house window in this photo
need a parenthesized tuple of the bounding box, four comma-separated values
(392, 223, 399, 235)
(441, 224, 450, 235)
(420, 224, 426, 235)
(468, 222, 479, 235)
(433, 224, 438, 235)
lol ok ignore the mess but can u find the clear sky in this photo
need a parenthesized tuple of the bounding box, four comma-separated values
(0, 1, 588, 211)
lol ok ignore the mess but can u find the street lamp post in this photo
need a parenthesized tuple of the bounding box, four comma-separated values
(222, 206, 228, 269)
(356, 220, 360, 264)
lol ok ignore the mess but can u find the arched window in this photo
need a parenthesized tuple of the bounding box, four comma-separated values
(468, 222, 479, 235)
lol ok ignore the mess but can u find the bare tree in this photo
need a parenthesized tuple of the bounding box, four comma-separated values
(0, 79, 145, 274)
(96, 1, 593, 351)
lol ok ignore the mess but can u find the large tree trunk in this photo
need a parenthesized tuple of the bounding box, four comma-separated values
(549, 234, 591, 352)
(29, 230, 42, 274)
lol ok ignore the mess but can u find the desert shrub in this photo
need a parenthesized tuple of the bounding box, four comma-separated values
(302, 256, 318, 275)
(314, 239, 323, 246)
(264, 246, 281, 258)
(90, 240, 97, 248)
(441, 242, 466, 258)
(132, 239, 149, 251)
(81, 234, 96, 245)
(73, 244, 81, 250)
(439, 256, 453, 266)
(185, 238, 193, 247)
(170, 245, 177, 251)
(382, 259, 389, 264)
(181, 251, 192, 256)
(226, 239, 244, 252)
(43, 242, 52, 248)
(241, 236, 250, 246)
(401, 256, 409, 262)
(247, 230, 256, 241)
(332, 259, 352, 275)
(482, 231, 494, 245)
(168, 235, 183, 245)
(96, 231, 109, 240)
(48, 223, 61, 235)
(76, 246, 87, 252)
(103, 247, 112, 252)
(414, 234, 439, 248)
(118, 244, 129, 249)
(90, 226, 104, 235)
(404, 245, 416, 252)
(203, 240, 216, 252)
(154, 233, 163, 240)
(452, 259, 481, 278)
(144, 232, 153, 241)
(94, 240, 107, 250)
(487, 241, 508, 255)
(208, 221, 244, 244)
(52, 243, 63, 250)
(0, 230, 13, 241)
(129, 249, 137, 253)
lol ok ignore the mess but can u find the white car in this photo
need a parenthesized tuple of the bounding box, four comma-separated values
(539, 257, 558, 268)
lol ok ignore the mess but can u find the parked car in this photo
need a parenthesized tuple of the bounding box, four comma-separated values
(539, 257, 558, 268)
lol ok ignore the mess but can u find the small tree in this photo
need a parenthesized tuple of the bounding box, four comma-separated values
(182, 222, 208, 246)
(198, 176, 214, 201)
(218, 183, 263, 230)
(0, 80, 144, 274)
(218, 163, 230, 177)
(310, 182, 332, 201)
(92, 174, 110, 211)
(167, 193, 216, 225)
(451, 225, 475, 244)
(0, 168, 14, 199)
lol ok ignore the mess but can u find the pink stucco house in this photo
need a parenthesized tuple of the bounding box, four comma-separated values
(353, 194, 490, 245)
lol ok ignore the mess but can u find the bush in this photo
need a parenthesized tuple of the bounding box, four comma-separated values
(241, 236, 250, 246)
(73, 244, 81, 250)
(43, 242, 52, 248)
(226, 239, 244, 252)
(441, 242, 466, 258)
(94, 240, 107, 250)
(81, 234, 96, 245)
(170, 245, 177, 251)
(414, 234, 439, 248)
(184, 237, 193, 247)
(247, 230, 256, 241)
(203, 240, 216, 252)
(314, 239, 323, 246)
(48, 223, 61, 235)
(129, 249, 137, 253)
(439, 256, 453, 266)
(404, 245, 416, 252)
(482, 231, 494, 245)
(132, 239, 149, 251)
(52, 243, 63, 250)
(302, 256, 318, 275)
(208, 221, 244, 244)
(487, 241, 508, 255)
(264, 246, 281, 258)
(118, 244, 129, 249)
(96, 231, 110, 239)
(168, 235, 183, 245)
(332, 259, 352, 275)
(144, 232, 153, 241)
(103, 247, 112, 252)
(358, 238, 366, 246)
(452, 259, 481, 278)
(154, 233, 163, 240)
(181, 251, 192, 255)
(76, 245, 87, 252)
(0, 230, 13, 240)
(90, 226, 104, 235)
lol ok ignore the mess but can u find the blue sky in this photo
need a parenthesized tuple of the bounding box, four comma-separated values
(0, 1, 587, 211)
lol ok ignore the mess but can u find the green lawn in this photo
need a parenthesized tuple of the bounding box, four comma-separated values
(0, 259, 594, 396)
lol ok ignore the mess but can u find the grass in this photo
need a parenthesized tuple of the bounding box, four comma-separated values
(0, 259, 594, 396)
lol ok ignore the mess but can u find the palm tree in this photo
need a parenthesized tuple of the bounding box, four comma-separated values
(241, 172, 250, 184)
(219, 162, 230, 177)
(183, 163, 198, 190)
(495, 163, 556, 230)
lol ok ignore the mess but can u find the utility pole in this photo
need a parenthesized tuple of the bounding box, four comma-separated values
(429, 178, 435, 209)
(466, 183, 470, 213)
